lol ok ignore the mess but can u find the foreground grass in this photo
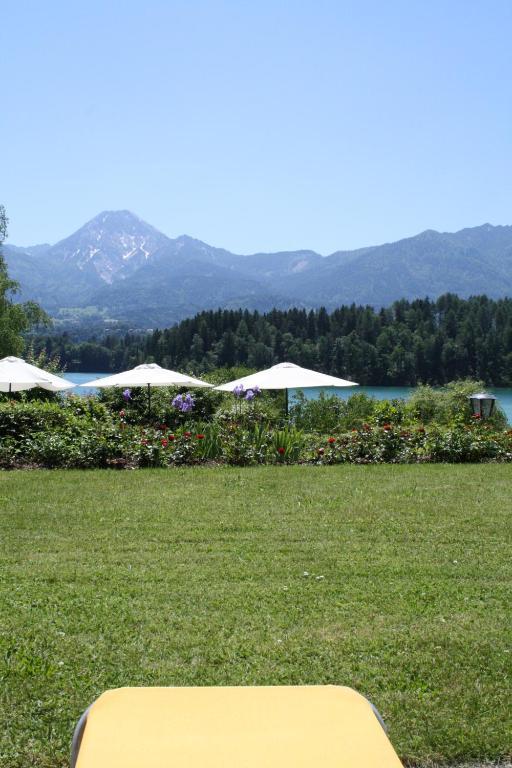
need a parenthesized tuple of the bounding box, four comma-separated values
(0, 466, 511, 767)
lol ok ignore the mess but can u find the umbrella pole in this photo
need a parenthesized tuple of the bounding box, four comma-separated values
(147, 383, 151, 418)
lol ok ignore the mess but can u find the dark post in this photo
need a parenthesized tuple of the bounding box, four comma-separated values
(147, 383, 151, 418)
(469, 393, 497, 419)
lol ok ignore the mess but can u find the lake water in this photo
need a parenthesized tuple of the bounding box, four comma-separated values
(65, 373, 512, 425)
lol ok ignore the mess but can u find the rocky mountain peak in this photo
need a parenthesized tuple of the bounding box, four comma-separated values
(47, 210, 171, 283)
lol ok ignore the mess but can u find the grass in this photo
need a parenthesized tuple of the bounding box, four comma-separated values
(0, 465, 511, 767)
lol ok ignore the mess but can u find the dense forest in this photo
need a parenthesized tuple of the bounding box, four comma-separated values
(33, 294, 512, 386)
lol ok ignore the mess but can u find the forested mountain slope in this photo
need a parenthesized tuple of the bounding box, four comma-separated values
(6, 213, 512, 329)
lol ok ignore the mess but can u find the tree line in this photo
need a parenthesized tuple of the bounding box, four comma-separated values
(32, 294, 512, 385)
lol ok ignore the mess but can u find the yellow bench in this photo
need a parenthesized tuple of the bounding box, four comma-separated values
(72, 685, 403, 767)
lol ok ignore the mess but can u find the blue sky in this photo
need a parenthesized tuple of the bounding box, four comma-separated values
(2, 1, 512, 253)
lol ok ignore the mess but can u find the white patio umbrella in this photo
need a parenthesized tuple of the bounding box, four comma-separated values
(214, 361, 358, 413)
(0, 356, 75, 393)
(82, 363, 212, 416)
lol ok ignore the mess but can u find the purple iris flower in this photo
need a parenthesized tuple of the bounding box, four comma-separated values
(172, 393, 195, 413)
(233, 384, 245, 398)
(123, 388, 132, 402)
(245, 386, 261, 401)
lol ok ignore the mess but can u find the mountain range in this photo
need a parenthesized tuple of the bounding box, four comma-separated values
(4, 210, 512, 330)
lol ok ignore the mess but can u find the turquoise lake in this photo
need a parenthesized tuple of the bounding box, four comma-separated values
(66, 373, 512, 425)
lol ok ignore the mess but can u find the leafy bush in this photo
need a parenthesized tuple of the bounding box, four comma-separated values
(312, 425, 424, 465)
(213, 397, 281, 428)
(290, 391, 377, 432)
(0, 399, 122, 468)
(423, 425, 509, 463)
(406, 380, 507, 429)
(219, 424, 270, 466)
(290, 391, 350, 432)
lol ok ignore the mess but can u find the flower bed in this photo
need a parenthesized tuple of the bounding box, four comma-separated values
(1, 399, 511, 469)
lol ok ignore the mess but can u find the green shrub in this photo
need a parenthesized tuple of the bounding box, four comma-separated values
(406, 380, 507, 429)
(0, 401, 72, 437)
(290, 391, 376, 432)
(371, 398, 407, 426)
(423, 424, 509, 463)
(214, 397, 280, 428)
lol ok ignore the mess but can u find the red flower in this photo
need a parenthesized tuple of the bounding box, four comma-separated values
(362, 423, 371, 431)
(317, 447, 324, 455)
(168, 434, 175, 441)
(161, 438, 168, 448)
(328, 437, 336, 443)
(196, 434, 205, 439)
(472, 413, 481, 420)
(277, 447, 285, 454)
(119, 409, 125, 418)
(351, 428, 357, 433)
(160, 424, 167, 431)
(382, 423, 391, 431)
(141, 439, 148, 445)
(184, 431, 192, 438)
(417, 426, 425, 433)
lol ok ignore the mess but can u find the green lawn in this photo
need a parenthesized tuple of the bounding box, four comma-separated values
(1, 466, 511, 767)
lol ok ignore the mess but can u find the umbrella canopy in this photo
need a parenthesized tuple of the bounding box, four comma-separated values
(0, 356, 75, 393)
(214, 362, 357, 392)
(82, 363, 212, 416)
(82, 363, 212, 389)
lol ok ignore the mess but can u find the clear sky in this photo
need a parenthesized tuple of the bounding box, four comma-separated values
(2, 0, 512, 254)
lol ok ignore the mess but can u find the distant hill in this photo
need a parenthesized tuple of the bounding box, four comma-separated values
(5, 211, 512, 329)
